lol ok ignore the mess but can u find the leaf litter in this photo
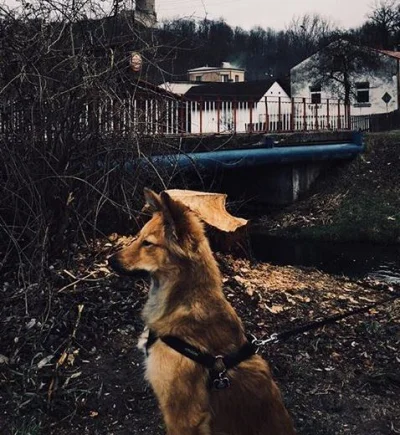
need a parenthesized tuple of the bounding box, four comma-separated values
(0, 239, 399, 434)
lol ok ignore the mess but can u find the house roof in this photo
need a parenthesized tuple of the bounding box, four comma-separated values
(188, 65, 245, 73)
(158, 82, 200, 95)
(378, 49, 400, 60)
(184, 79, 284, 102)
(131, 79, 182, 100)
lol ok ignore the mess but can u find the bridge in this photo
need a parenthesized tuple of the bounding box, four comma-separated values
(138, 131, 364, 204)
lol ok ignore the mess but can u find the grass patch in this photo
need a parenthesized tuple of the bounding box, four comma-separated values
(298, 190, 400, 243)
(259, 133, 400, 244)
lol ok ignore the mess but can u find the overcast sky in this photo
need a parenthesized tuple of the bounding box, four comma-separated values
(1, 0, 373, 30)
(156, 0, 373, 30)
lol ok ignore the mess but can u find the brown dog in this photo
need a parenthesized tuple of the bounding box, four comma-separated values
(108, 189, 295, 435)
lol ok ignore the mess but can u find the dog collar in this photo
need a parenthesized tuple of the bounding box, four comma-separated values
(145, 330, 256, 390)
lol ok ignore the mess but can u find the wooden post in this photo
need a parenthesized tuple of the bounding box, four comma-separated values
(290, 97, 295, 131)
(303, 98, 307, 131)
(338, 100, 341, 130)
(249, 101, 253, 133)
(233, 100, 237, 134)
(326, 98, 330, 129)
(278, 96, 282, 131)
(347, 104, 351, 129)
(152, 100, 157, 135)
(179, 103, 185, 135)
(199, 99, 203, 135)
(264, 96, 269, 133)
(217, 98, 221, 134)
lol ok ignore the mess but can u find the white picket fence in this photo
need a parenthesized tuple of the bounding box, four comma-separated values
(2, 95, 370, 139)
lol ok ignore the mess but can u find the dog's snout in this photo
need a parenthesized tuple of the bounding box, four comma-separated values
(108, 254, 123, 274)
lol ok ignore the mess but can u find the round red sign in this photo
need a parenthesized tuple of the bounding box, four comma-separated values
(130, 52, 142, 72)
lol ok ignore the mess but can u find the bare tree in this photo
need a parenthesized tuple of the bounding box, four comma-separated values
(367, 0, 400, 47)
(292, 38, 382, 105)
(286, 13, 338, 57)
(0, 0, 174, 281)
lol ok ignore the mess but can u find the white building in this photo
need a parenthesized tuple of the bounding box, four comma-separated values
(291, 43, 400, 117)
(184, 80, 291, 134)
(187, 62, 246, 83)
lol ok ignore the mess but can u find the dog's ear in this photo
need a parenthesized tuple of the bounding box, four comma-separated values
(160, 191, 200, 251)
(143, 188, 163, 213)
(159, 191, 186, 238)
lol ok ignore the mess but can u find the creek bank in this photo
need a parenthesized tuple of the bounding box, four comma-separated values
(253, 133, 400, 244)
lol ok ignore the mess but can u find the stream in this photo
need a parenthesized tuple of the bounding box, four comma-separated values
(250, 235, 400, 284)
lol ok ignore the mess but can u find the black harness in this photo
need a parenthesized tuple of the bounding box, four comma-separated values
(146, 330, 256, 390)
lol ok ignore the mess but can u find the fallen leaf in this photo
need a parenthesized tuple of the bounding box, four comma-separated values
(0, 354, 9, 365)
(67, 353, 76, 366)
(246, 288, 254, 297)
(233, 275, 247, 285)
(70, 371, 82, 379)
(38, 355, 54, 369)
(266, 305, 284, 314)
(57, 351, 68, 367)
(26, 319, 36, 329)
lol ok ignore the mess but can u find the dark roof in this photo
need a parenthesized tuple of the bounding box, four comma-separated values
(184, 79, 281, 102)
(114, 79, 181, 100)
(378, 49, 400, 60)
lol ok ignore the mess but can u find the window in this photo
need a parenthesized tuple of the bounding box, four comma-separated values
(235, 75, 239, 82)
(356, 82, 370, 103)
(221, 74, 229, 82)
(310, 84, 321, 104)
(195, 76, 202, 82)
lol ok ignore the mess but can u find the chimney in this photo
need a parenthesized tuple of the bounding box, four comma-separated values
(135, 0, 157, 26)
(136, 0, 155, 15)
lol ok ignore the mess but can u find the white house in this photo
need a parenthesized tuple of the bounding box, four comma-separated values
(291, 42, 400, 117)
(158, 82, 200, 96)
(183, 80, 291, 134)
(187, 62, 246, 83)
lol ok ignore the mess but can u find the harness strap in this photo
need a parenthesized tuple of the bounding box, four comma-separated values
(146, 330, 256, 371)
(222, 339, 256, 370)
(161, 335, 217, 368)
(145, 329, 158, 356)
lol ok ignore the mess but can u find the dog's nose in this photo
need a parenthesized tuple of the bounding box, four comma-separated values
(107, 254, 121, 273)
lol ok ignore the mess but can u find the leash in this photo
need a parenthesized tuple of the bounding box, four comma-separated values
(144, 290, 399, 391)
(251, 291, 400, 349)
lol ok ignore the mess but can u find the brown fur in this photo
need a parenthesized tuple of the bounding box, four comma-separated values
(108, 189, 296, 435)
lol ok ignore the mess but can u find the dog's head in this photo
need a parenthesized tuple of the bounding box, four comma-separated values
(108, 188, 207, 278)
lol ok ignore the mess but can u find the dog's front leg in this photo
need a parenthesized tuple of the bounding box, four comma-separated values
(149, 352, 212, 435)
(164, 409, 211, 435)
(160, 373, 212, 435)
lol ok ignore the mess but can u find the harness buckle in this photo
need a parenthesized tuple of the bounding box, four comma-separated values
(251, 333, 279, 352)
(213, 373, 231, 390)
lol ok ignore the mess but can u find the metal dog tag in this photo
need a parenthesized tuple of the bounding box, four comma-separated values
(213, 376, 231, 390)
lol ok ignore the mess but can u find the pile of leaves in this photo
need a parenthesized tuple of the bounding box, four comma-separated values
(0, 240, 399, 434)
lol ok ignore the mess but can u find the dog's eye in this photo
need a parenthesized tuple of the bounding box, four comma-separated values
(142, 240, 153, 247)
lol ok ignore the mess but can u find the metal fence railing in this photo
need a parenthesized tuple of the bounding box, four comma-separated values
(4, 94, 394, 139)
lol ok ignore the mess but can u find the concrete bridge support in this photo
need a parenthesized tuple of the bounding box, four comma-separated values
(220, 161, 328, 204)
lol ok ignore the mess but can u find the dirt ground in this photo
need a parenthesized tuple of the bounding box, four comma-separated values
(1, 240, 399, 435)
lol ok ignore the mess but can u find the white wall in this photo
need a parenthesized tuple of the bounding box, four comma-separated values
(188, 82, 291, 134)
(291, 53, 399, 116)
